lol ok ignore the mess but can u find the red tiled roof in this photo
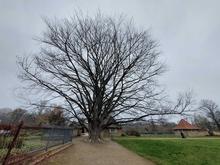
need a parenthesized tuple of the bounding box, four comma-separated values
(173, 119, 200, 130)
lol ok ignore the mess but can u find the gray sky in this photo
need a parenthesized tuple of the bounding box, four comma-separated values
(1, 0, 220, 109)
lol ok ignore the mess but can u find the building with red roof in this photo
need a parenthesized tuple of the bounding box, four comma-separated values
(173, 119, 207, 137)
(173, 119, 200, 131)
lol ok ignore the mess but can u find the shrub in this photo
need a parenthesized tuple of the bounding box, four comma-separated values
(125, 130, 140, 137)
(15, 138, 23, 148)
(208, 130, 214, 136)
(121, 133, 126, 137)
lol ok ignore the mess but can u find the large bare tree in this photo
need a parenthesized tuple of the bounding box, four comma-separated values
(199, 99, 220, 131)
(18, 14, 192, 142)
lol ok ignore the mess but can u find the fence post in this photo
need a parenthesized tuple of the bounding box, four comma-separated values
(45, 128, 49, 151)
(45, 126, 54, 151)
(2, 121, 23, 165)
(62, 129, 65, 144)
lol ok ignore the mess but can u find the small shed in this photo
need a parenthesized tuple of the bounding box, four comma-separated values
(173, 119, 204, 137)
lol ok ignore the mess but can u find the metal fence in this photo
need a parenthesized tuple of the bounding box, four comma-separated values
(0, 122, 73, 165)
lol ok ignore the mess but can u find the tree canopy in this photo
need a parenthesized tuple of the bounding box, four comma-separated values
(18, 13, 193, 142)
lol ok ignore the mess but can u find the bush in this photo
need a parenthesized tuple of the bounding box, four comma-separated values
(121, 133, 126, 137)
(15, 138, 23, 148)
(208, 130, 214, 136)
(125, 130, 140, 137)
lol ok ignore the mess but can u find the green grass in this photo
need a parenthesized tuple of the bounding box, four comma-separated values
(0, 135, 45, 161)
(114, 137, 220, 165)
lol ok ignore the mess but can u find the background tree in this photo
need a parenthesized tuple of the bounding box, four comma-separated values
(48, 106, 66, 126)
(32, 101, 51, 125)
(193, 114, 214, 135)
(18, 13, 193, 142)
(149, 118, 157, 133)
(193, 115, 211, 130)
(0, 108, 36, 124)
(199, 99, 220, 131)
(32, 103, 67, 126)
(9, 108, 26, 124)
(0, 108, 12, 124)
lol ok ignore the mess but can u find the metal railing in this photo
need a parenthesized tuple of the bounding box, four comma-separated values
(0, 122, 73, 165)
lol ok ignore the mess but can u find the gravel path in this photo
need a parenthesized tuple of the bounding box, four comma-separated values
(41, 137, 154, 165)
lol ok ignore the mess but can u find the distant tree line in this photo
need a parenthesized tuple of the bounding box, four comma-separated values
(122, 118, 176, 135)
(0, 104, 68, 126)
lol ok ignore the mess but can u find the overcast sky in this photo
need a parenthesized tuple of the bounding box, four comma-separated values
(0, 0, 220, 109)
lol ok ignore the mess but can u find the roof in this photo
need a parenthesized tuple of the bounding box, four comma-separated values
(173, 119, 200, 130)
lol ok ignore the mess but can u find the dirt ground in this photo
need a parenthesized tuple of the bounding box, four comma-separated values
(41, 137, 154, 165)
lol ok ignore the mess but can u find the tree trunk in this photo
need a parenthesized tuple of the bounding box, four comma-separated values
(88, 122, 103, 143)
(215, 122, 220, 131)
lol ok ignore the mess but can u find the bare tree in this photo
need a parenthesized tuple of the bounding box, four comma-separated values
(199, 99, 220, 131)
(18, 13, 193, 142)
(10, 108, 26, 124)
(193, 114, 214, 135)
(48, 106, 66, 126)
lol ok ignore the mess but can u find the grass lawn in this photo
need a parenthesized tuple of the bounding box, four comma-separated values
(114, 137, 220, 165)
(0, 135, 45, 161)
